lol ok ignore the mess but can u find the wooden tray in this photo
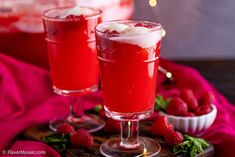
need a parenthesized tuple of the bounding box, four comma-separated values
(22, 121, 214, 157)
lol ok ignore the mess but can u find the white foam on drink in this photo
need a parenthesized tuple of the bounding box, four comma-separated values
(99, 22, 163, 48)
(103, 23, 129, 33)
(76, 0, 120, 8)
(59, 6, 94, 18)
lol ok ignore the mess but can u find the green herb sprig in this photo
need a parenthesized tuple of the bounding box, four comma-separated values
(43, 133, 70, 150)
(154, 95, 170, 111)
(173, 135, 210, 157)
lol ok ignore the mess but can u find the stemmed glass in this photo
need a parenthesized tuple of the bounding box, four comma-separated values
(42, 6, 105, 132)
(96, 20, 163, 156)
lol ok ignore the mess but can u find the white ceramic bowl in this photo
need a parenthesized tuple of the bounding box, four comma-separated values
(161, 105, 217, 135)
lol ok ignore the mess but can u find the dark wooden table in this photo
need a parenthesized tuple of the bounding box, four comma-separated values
(176, 59, 235, 105)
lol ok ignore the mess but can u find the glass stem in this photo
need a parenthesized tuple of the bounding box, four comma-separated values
(67, 96, 77, 122)
(120, 121, 140, 149)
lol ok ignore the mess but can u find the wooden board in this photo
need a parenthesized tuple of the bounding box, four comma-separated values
(22, 121, 214, 157)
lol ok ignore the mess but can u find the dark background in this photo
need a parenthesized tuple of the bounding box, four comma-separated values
(133, 0, 235, 104)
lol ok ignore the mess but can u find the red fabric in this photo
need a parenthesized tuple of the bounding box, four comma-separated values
(0, 53, 234, 156)
(3, 141, 59, 157)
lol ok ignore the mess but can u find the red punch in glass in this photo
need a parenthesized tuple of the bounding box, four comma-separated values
(96, 20, 164, 156)
(43, 6, 105, 132)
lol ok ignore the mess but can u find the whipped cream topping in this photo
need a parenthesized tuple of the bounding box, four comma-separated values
(98, 22, 163, 48)
(76, 0, 120, 8)
(103, 23, 129, 33)
(59, 6, 94, 18)
(121, 27, 151, 36)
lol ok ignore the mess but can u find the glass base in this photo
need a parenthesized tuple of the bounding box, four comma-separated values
(104, 106, 153, 121)
(49, 114, 105, 133)
(53, 85, 98, 96)
(100, 137, 161, 157)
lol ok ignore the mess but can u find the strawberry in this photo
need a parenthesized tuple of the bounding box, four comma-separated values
(70, 128, 93, 148)
(166, 97, 188, 116)
(150, 116, 174, 136)
(103, 118, 120, 133)
(195, 105, 212, 116)
(180, 89, 198, 111)
(57, 123, 75, 134)
(134, 23, 154, 28)
(199, 92, 215, 106)
(164, 129, 184, 146)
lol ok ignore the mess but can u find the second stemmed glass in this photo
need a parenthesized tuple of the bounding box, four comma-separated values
(96, 20, 164, 156)
(42, 6, 105, 132)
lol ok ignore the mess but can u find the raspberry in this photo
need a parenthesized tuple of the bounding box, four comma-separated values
(164, 129, 184, 146)
(195, 105, 212, 116)
(99, 108, 107, 119)
(166, 97, 188, 116)
(104, 118, 120, 133)
(104, 30, 120, 34)
(150, 116, 174, 137)
(134, 23, 154, 28)
(180, 89, 198, 111)
(185, 112, 195, 117)
(199, 92, 215, 106)
(65, 15, 84, 20)
(57, 123, 75, 134)
(70, 128, 93, 148)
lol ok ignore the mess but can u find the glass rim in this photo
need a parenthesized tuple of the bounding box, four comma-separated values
(95, 20, 163, 37)
(42, 5, 102, 21)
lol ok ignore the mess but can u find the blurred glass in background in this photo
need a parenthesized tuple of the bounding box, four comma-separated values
(0, 0, 134, 68)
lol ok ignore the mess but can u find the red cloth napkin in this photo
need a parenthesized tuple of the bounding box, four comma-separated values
(0, 53, 235, 157)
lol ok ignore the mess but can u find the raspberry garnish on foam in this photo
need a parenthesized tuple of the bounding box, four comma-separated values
(135, 23, 154, 28)
(65, 15, 85, 20)
(104, 30, 120, 34)
(98, 21, 163, 48)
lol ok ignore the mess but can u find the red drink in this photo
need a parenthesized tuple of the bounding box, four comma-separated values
(43, 6, 102, 91)
(0, 4, 48, 68)
(96, 21, 163, 114)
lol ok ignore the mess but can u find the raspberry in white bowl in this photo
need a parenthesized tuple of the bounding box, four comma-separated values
(155, 90, 217, 134)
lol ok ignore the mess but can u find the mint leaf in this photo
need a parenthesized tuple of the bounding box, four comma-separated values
(43, 133, 70, 150)
(173, 135, 210, 157)
(94, 104, 102, 112)
(154, 95, 170, 111)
